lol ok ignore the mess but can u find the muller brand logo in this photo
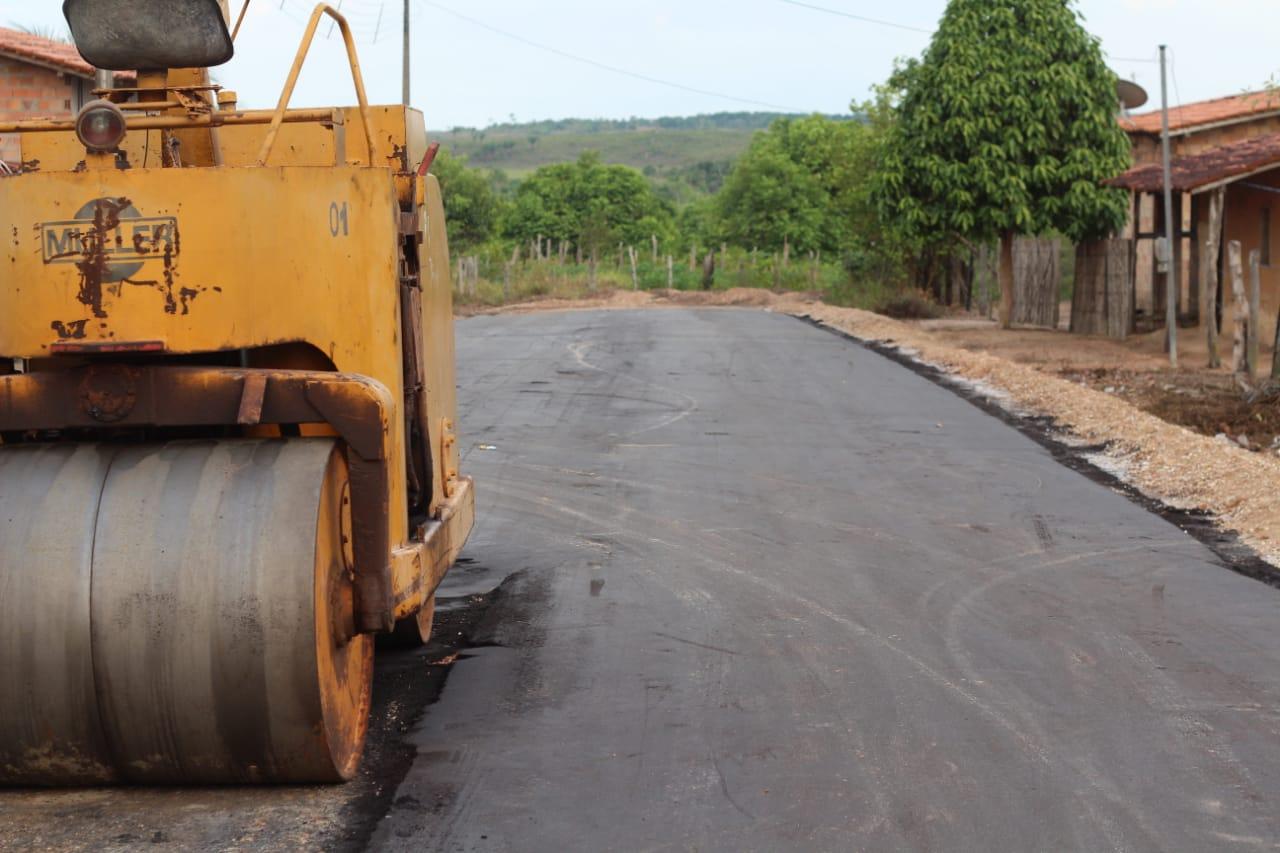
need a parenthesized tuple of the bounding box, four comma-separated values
(41, 198, 178, 283)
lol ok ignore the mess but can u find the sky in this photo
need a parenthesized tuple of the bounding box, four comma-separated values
(4, 0, 1276, 128)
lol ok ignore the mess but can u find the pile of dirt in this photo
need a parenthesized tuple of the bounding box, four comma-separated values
(1059, 367, 1280, 453)
(459, 287, 818, 316)
(793, 303, 1280, 566)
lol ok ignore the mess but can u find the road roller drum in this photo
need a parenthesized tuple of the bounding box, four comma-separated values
(1, 440, 374, 784)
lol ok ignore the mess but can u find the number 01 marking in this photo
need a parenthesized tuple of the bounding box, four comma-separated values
(329, 202, 350, 237)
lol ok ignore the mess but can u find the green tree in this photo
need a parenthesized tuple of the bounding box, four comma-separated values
(501, 152, 674, 254)
(432, 149, 502, 250)
(716, 123, 829, 254)
(715, 114, 897, 267)
(875, 0, 1130, 326)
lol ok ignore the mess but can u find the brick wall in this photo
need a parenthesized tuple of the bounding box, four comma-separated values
(0, 57, 84, 163)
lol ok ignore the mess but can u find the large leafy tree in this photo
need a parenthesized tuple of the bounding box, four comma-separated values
(875, 0, 1130, 326)
(501, 152, 674, 253)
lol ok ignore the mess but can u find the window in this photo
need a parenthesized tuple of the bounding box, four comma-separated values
(1263, 208, 1272, 267)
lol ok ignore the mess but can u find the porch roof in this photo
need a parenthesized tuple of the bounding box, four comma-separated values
(1106, 134, 1280, 194)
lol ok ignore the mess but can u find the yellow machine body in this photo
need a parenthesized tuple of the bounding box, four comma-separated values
(0, 3, 472, 785)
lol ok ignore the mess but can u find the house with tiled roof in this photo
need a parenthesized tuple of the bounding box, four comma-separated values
(1108, 90, 1280, 343)
(0, 26, 134, 163)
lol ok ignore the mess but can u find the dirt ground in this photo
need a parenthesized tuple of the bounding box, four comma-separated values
(467, 288, 1280, 566)
(922, 318, 1280, 453)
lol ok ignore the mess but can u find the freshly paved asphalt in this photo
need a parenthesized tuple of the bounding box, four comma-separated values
(368, 308, 1280, 852)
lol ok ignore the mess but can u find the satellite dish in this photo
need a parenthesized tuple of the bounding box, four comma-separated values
(1116, 79, 1149, 111)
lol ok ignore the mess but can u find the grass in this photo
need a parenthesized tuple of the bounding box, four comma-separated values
(450, 249, 899, 312)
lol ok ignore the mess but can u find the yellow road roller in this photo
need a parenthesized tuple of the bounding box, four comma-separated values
(0, 0, 474, 784)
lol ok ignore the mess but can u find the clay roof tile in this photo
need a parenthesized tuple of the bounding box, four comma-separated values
(0, 26, 135, 82)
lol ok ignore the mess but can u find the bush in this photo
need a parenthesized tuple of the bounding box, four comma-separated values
(874, 291, 943, 320)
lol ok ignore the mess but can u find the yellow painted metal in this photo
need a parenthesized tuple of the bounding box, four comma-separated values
(0, 0, 472, 786)
(256, 4, 374, 167)
(2, 50, 467, 638)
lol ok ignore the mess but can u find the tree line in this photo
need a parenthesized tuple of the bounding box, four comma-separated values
(435, 0, 1131, 320)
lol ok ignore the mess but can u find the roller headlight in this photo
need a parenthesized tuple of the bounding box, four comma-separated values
(75, 100, 127, 153)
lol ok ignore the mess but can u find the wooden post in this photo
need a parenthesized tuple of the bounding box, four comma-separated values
(1070, 241, 1104, 335)
(1229, 241, 1247, 376)
(1272, 295, 1280, 379)
(628, 246, 639, 290)
(589, 248, 598, 291)
(689, 245, 697, 272)
(751, 246, 758, 269)
(651, 234, 658, 263)
(1249, 249, 1262, 380)
(1204, 188, 1224, 367)
(503, 262, 511, 300)
(701, 251, 715, 290)
(999, 231, 1015, 329)
(1188, 194, 1201, 323)
(782, 237, 791, 269)
(667, 254, 673, 289)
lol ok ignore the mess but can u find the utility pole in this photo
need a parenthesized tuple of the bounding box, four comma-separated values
(402, 0, 411, 106)
(1159, 44, 1177, 367)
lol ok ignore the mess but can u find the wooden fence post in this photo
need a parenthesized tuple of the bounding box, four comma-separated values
(667, 254, 673, 288)
(651, 234, 658, 263)
(689, 245, 697, 272)
(1229, 241, 1246, 376)
(589, 248, 598, 291)
(1204, 188, 1224, 368)
(628, 246, 639, 290)
(1012, 236, 1060, 328)
(1272, 295, 1280, 379)
(503, 262, 511, 300)
(1248, 249, 1261, 380)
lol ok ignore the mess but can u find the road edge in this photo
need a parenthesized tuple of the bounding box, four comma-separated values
(796, 314, 1280, 591)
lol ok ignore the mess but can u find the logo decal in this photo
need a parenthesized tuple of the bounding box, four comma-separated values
(41, 198, 177, 283)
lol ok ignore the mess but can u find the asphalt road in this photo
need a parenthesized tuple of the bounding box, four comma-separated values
(3, 307, 1279, 852)
(371, 308, 1280, 852)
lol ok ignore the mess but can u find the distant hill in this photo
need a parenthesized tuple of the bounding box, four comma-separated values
(432, 112, 852, 203)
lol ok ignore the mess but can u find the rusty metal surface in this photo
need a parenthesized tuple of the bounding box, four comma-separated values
(391, 476, 476, 621)
(0, 15, 472, 784)
(0, 365, 399, 633)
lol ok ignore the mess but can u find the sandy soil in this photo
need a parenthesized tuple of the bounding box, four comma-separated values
(471, 289, 1280, 566)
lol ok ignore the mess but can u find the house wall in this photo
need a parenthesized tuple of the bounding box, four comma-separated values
(1130, 115, 1280, 167)
(0, 57, 84, 163)
(1219, 170, 1280, 347)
